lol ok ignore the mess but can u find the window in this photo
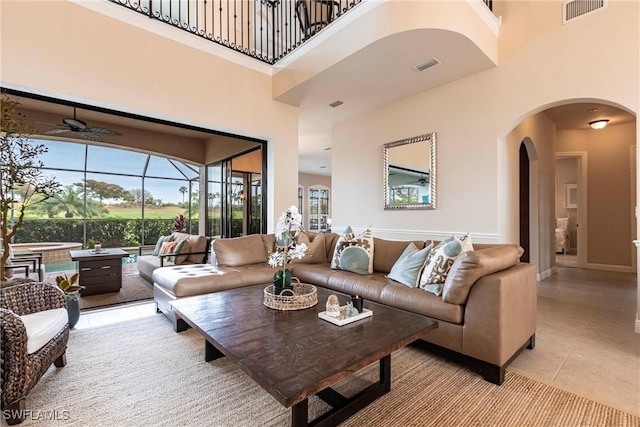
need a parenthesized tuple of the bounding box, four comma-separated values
(308, 185, 329, 232)
(15, 138, 200, 248)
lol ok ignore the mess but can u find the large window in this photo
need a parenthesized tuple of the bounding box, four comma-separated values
(14, 139, 200, 248)
(308, 185, 330, 232)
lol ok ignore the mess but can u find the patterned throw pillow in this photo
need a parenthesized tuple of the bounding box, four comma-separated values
(172, 239, 191, 264)
(330, 226, 374, 275)
(419, 234, 473, 296)
(159, 240, 178, 256)
(386, 242, 433, 288)
(153, 235, 172, 256)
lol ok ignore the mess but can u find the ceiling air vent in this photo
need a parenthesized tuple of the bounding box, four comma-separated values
(329, 100, 344, 108)
(563, 0, 606, 24)
(412, 57, 441, 73)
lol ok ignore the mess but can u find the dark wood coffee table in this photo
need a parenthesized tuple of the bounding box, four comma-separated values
(171, 284, 438, 427)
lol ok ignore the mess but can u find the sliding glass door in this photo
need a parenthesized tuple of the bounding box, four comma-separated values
(206, 146, 265, 238)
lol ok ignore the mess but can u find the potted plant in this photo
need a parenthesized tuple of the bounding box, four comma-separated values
(1, 94, 61, 283)
(55, 273, 84, 328)
(268, 206, 308, 294)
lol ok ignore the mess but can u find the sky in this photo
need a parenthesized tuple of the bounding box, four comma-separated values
(34, 138, 200, 204)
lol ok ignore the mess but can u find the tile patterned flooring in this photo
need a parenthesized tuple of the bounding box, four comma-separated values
(77, 266, 640, 417)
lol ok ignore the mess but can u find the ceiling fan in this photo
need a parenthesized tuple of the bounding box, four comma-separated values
(45, 107, 121, 142)
(405, 174, 429, 186)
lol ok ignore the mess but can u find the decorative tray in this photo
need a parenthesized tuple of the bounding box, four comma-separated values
(89, 249, 108, 254)
(318, 307, 373, 326)
(263, 282, 318, 311)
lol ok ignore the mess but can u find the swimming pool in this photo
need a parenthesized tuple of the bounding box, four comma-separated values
(45, 253, 140, 273)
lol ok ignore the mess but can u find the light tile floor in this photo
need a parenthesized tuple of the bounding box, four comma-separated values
(509, 267, 640, 416)
(76, 266, 640, 416)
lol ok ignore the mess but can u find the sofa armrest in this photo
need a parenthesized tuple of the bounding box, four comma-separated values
(461, 263, 537, 366)
(138, 245, 156, 256)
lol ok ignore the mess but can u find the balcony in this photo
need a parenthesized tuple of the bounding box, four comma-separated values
(109, 0, 494, 64)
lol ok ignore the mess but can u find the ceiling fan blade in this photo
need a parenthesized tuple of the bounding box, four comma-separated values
(44, 128, 71, 135)
(86, 127, 121, 136)
(76, 131, 104, 142)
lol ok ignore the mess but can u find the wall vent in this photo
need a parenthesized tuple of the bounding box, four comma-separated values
(563, 0, 606, 24)
(412, 57, 441, 72)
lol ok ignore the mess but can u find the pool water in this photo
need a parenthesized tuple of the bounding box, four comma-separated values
(46, 253, 140, 273)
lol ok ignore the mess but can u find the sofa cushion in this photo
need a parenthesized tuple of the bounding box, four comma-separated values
(173, 238, 191, 264)
(213, 234, 267, 267)
(419, 234, 473, 295)
(373, 238, 429, 273)
(20, 308, 68, 354)
(153, 235, 173, 256)
(442, 244, 524, 305)
(386, 242, 433, 288)
(292, 231, 326, 264)
(160, 240, 179, 257)
(185, 235, 208, 263)
(330, 227, 374, 275)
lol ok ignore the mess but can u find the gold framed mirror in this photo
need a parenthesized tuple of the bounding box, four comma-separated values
(383, 132, 436, 210)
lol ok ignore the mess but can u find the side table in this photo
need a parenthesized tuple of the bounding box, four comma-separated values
(69, 249, 129, 296)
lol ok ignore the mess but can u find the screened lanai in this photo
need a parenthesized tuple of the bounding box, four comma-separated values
(14, 139, 201, 248)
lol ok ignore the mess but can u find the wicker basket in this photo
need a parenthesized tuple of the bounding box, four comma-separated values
(263, 278, 318, 311)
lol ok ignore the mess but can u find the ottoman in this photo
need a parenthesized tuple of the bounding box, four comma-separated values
(152, 263, 273, 331)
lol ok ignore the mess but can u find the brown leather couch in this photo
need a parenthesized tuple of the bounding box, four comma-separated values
(152, 232, 536, 385)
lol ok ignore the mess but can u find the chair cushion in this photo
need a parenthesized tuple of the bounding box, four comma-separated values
(20, 308, 68, 354)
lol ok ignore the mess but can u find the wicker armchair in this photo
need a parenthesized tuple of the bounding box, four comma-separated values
(1, 283, 70, 425)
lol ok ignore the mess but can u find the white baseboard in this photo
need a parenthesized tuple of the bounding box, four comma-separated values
(584, 262, 635, 274)
(538, 267, 555, 281)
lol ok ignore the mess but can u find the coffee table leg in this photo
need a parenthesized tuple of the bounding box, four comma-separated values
(205, 340, 224, 362)
(291, 399, 308, 427)
(297, 355, 391, 427)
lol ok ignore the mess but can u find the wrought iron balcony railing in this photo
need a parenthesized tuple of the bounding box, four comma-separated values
(110, 0, 493, 65)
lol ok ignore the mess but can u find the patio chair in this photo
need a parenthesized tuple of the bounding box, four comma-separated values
(0, 282, 70, 425)
(1, 241, 44, 281)
(295, 0, 340, 37)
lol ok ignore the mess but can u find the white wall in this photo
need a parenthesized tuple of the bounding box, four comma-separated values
(331, 0, 638, 270)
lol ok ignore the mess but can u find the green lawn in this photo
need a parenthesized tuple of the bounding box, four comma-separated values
(106, 206, 186, 219)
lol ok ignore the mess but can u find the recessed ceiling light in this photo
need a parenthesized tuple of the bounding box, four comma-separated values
(412, 57, 441, 72)
(329, 100, 344, 108)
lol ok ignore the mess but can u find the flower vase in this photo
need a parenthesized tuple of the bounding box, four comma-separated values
(273, 268, 293, 295)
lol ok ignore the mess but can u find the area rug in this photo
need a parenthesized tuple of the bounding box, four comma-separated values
(78, 274, 153, 310)
(22, 315, 639, 427)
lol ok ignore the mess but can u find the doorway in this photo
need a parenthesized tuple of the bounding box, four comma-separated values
(519, 143, 530, 263)
(555, 152, 587, 269)
(206, 146, 266, 238)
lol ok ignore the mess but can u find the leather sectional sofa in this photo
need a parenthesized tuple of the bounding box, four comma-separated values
(152, 232, 537, 385)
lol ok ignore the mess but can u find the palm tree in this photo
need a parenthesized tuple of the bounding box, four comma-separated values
(179, 186, 188, 204)
(33, 186, 107, 218)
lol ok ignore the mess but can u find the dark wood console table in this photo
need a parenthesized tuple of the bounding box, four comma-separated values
(69, 249, 129, 296)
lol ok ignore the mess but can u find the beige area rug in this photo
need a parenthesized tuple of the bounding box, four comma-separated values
(23, 315, 639, 427)
(78, 274, 153, 310)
